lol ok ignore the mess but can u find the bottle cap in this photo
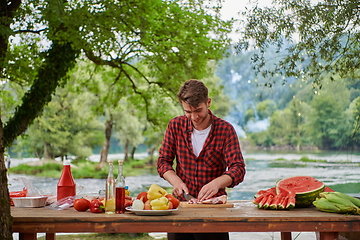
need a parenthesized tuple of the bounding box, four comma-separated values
(63, 159, 71, 165)
(125, 186, 128, 190)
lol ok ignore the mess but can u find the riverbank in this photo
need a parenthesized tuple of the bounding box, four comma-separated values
(9, 151, 360, 169)
(244, 152, 360, 162)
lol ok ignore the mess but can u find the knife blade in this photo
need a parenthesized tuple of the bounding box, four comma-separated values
(183, 192, 195, 201)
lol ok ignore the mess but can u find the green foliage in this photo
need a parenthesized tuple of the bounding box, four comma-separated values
(299, 157, 327, 163)
(10, 158, 154, 179)
(246, 131, 274, 147)
(3, 0, 232, 153)
(72, 161, 108, 179)
(13, 83, 104, 159)
(3, 42, 80, 147)
(306, 84, 350, 148)
(256, 99, 277, 120)
(10, 163, 63, 177)
(242, 77, 358, 150)
(237, 0, 360, 87)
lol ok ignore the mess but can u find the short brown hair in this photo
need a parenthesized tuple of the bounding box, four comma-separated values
(177, 79, 208, 107)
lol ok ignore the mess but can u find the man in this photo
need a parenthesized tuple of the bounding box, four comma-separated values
(157, 79, 246, 240)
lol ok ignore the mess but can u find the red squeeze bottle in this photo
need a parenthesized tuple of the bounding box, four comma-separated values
(57, 159, 76, 201)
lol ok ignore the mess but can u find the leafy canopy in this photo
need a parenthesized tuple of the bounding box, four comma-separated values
(2, 0, 233, 147)
(237, 0, 360, 87)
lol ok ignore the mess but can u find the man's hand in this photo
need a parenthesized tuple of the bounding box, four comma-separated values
(163, 170, 188, 198)
(197, 175, 233, 201)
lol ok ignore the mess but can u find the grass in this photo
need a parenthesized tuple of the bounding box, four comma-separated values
(37, 233, 163, 240)
(9, 157, 155, 179)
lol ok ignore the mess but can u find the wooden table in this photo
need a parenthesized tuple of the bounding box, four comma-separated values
(11, 201, 360, 240)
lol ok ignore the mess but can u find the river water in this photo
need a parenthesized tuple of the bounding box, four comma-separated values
(8, 152, 360, 240)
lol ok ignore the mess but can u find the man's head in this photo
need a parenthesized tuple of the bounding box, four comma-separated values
(177, 79, 212, 130)
(177, 79, 208, 107)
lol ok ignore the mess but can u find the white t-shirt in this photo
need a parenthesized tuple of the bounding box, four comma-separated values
(191, 125, 212, 157)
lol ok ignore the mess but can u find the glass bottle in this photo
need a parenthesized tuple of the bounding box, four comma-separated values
(105, 161, 116, 214)
(116, 160, 126, 214)
(57, 159, 76, 201)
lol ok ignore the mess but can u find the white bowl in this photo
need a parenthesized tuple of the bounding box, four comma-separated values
(13, 196, 48, 208)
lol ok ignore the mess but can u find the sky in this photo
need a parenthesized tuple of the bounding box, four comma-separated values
(219, 0, 274, 135)
(220, 0, 273, 42)
(221, 0, 273, 20)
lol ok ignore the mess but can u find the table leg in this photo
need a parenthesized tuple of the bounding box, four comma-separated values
(280, 232, 292, 240)
(19, 233, 36, 240)
(46, 233, 56, 240)
(318, 232, 339, 240)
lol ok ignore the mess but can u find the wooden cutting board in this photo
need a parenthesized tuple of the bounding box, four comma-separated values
(180, 202, 234, 208)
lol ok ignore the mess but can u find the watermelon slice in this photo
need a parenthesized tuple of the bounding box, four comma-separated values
(269, 194, 282, 210)
(263, 194, 274, 209)
(254, 187, 276, 198)
(254, 187, 276, 208)
(277, 195, 287, 210)
(258, 194, 270, 209)
(276, 186, 296, 209)
(253, 194, 266, 205)
(276, 176, 325, 207)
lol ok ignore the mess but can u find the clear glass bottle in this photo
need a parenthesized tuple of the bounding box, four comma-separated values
(116, 160, 126, 214)
(105, 161, 116, 214)
(57, 159, 76, 201)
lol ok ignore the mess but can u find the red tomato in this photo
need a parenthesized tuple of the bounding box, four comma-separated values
(89, 199, 104, 213)
(74, 198, 90, 212)
(124, 199, 133, 208)
(167, 201, 173, 210)
(165, 194, 180, 209)
(136, 191, 148, 203)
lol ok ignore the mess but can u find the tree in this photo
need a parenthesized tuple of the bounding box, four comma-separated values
(1, 1, 232, 238)
(13, 85, 103, 160)
(237, 0, 360, 87)
(306, 82, 350, 149)
(256, 99, 277, 120)
(347, 96, 360, 147)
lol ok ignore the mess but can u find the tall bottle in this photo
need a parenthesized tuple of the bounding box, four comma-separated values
(57, 159, 76, 201)
(116, 160, 126, 214)
(105, 161, 116, 214)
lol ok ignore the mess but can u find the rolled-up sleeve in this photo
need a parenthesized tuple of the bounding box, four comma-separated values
(222, 125, 246, 188)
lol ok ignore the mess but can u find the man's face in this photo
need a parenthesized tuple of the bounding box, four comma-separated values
(181, 98, 211, 130)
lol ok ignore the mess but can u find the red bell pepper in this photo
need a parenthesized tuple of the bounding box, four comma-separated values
(89, 198, 104, 213)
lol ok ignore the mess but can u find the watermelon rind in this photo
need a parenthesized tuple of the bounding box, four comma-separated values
(295, 186, 325, 207)
(276, 176, 325, 208)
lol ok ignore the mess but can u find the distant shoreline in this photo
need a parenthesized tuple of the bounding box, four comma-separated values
(8, 151, 360, 169)
(243, 152, 360, 162)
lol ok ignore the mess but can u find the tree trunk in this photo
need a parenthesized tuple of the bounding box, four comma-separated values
(148, 146, 156, 165)
(130, 146, 136, 159)
(1, 4, 21, 237)
(124, 139, 129, 162)
(44, 142, 52, 160)
(99, 119, 113, 169)
(0, 116, 13, 240)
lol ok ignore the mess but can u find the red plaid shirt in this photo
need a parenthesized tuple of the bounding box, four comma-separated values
(157, 110, 246, 200)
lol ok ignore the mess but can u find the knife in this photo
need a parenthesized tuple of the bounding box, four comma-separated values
(183, 192, 195, 201)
